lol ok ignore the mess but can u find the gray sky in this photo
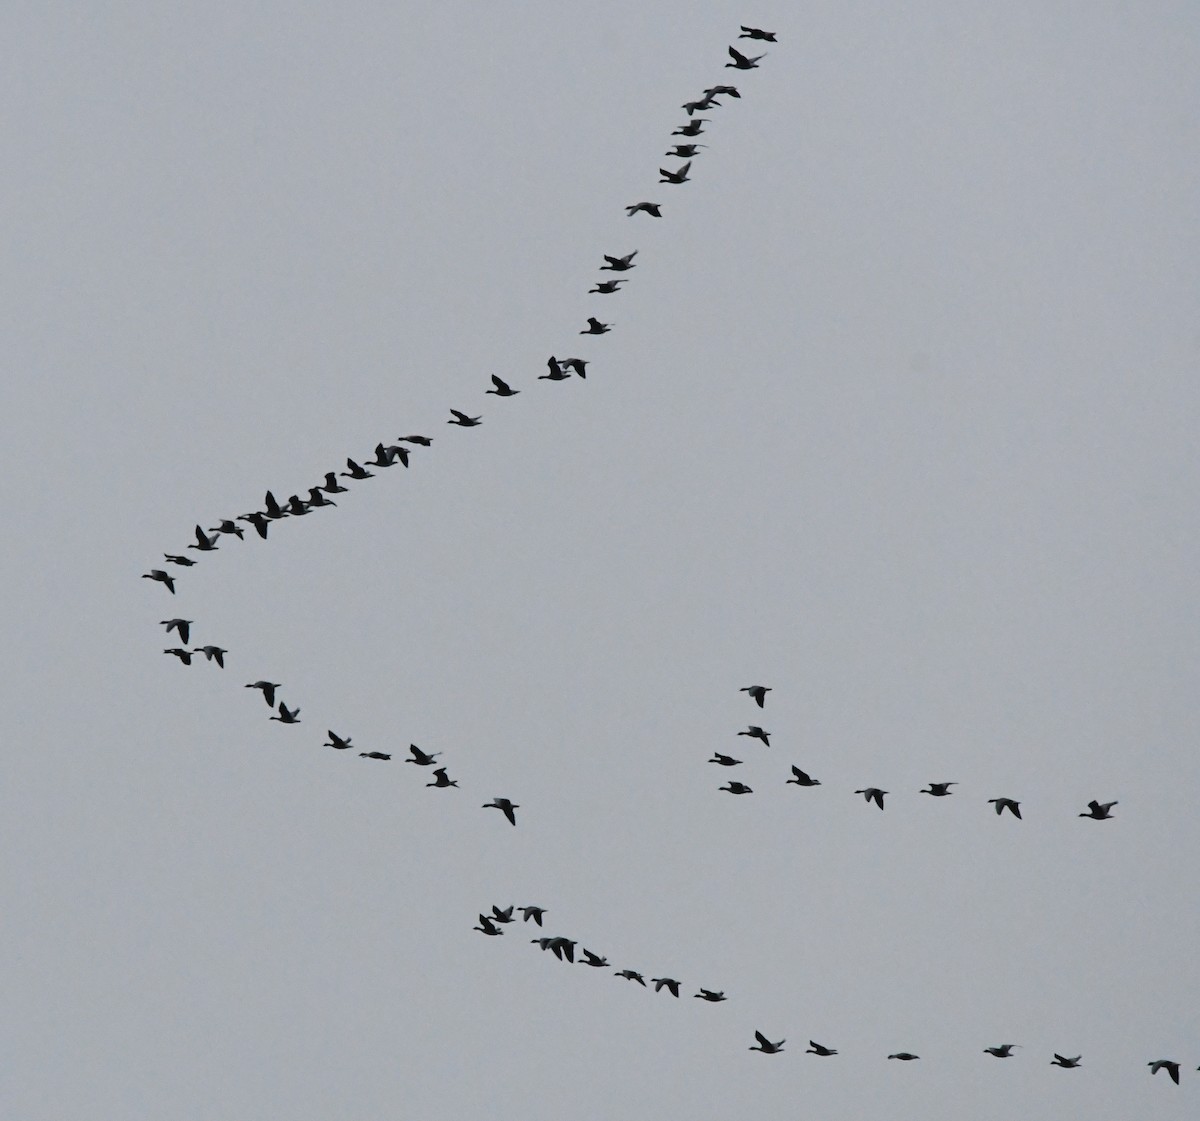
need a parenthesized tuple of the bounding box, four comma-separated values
(4, 3, 1199, 1118)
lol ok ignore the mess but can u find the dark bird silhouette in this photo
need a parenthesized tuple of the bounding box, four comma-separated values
(245, 681, 281, 707)
(721, 781, 753, 794)
(626, 201, 662, 217)
(341, 458, 374, 480)
(808, 1041, 838, 1057)
(237, 512, 271, 539)
(319, 472, 349, 493)
(695, 989, 726, 1002)
(984, 1044, 1019, 1058)
(270, 702, 300, 724)
(306, 487, 336, 508)
(738, 725, 770, 746)
(474, 914, 503, 936)
(751, 1031, 785, 1054)
(209, 519, 244, 540)
(263, 491, 288, 520)
(581, 317, 611, 335)
(672, 119, 708, 136)
(726, 45, 765, 69)
(682, 95, 719, 115)
(740, 685, 771, 708)
(548, 937, 576, 963)
(143, 569, 176, 594)
(590, 279, 627, 294)
(448, 410, 481, 426)
(162, 554, 196, 566)
(487, 374, 519, 396)
(1079, 799, 1117, 820)
(405, 744, 440, 766)
(324, 731, 354, 750)
(856, 787, 887, 810)
(398, 435, 432, 446)
(704, 84, 741, 98)
(708, 753, 743, 766)
(559, 358, 588, 378)
(164, 647, 193, 665)
(659, 161, 692, 184)
(427, 766, 458, 788)
(284, 495, 310, 516)
(739, 25, 777, 41)
(193, 645, 226, 668)
(189, 524, 219, 552)
(359, 751, 391, 760)
(921, 782, 956, 797)
(615, 969, 646, 985)
(1148, 1060, 1180, 1084)
(989, 797, 1022, 819)
(161, 619, 192, 644)
(652, 977, 681, 997)
(490, 905, 515, 924)
(581, 949, 609, 968)
(520, 905, 546, 926)
(666, 143, 707, 158)
(483, 797, 518, 825)
(889, 1053, 920, 1061)
(787, 765, 821, 787)
(1051, 1054, 1082, 1068)
(366, 443, 398, 468)
(600, 251, 638, 271)
(540, 357, 571, 381)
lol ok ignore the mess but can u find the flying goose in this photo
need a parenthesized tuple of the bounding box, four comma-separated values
(163, 648, 193, 665)
(519, 905, 546, 926)
(581, 317, 611, 334)
(405, 744, 440, 766)
(398, 435, 432, 446)
(319, 472, 349, 493)
(708, 753, 743, 766)
(245, 681, 281, 707)
(1148, 1060, 1180, 1084)
(341, 458, 374, 480)
(807, 1041, 838, 1056)
(659, 161, 692, 184)
(787, 766, 821, 787)
(142, 569, 176, 594)
(739, 25, 777, 41)
(427, 766, 458, 787)
(988, 797, 1022, 819)
(448, 409, 482, 426)
(888, 1053, 920, 1061)
(726, 46, 765, 69)
(920, 782, 956, 797)
(366, 443, 398, 468)
(721, 781, 752, 794)
(984, 1044, 1019, 1058)
(306, 487, 336, 508)
(856, 787, 887, 809)
(359, 751, 391, 760)
(1051, 1054, 1082, 1068)
(666, 143, 706, 158)
(682, 95, 719, 115)
(161, 619, 192, 644)
(580, 949, 609, 968)
(483, 797, 519, 825)
(704, 84, 741, 98)
(548, 938, 576, 962)
(284, 494, 310, 516)
(162, 553, 196, 566)
(1079, 799, 1117, 819)
(193, 645, 226, 668)
(189, 524, 219, 551)
(324, 731, 353, 750)
(615, 969, 646, 985)
(738, 725, 770, 746)
(625, 202, 662, 217)
(600, 251, 638, 271)
(695, 989, 726, 1002)
(750, 1031, 785, 1053)
(490, 905, 515, 924)
(740, 685, 771, 708)
(672, 119, 708, 136)
(263, 491, 288, 520)
(270, 702, 300, 724)
(589, 279, 626, 294)
(474, 914, 503, 936)
(237, 512, 270, 539)
(652, 977, 681, 997)
(540, 357, 571, 381)
(559, 358, 588, 377)
(487, 374, 519, 396)
(209, 519, 244, 539)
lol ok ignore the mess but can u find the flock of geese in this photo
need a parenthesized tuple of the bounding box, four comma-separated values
(138, 24, 1189, 1089)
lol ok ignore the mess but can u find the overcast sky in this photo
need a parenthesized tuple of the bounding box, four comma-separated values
(4, 3, 1199, 1118)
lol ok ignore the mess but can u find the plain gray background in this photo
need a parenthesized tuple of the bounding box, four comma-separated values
(4, 3, 1198, 1118)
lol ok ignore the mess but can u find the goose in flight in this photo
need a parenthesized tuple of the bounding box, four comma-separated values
(384, 443, 411, 467)
(519, 905, 546, 926)
(270, 702, 301, 724)
(1079, 799, 1117, 820)
(740, 685, 771, 708)
(319, 472, 349, 493)
(262, 491, 288, 520)
(666, 143, 706, 158)
(487, 374, 519, 396)
(708, 753, 742, 766)
(580, 949, 609, 967)
(540, 357, 571, 381)
(682, 95, 719, 115)
(559, 358, 588, 378)
(787, 766, 821, 787)
(237, 512, 270, 539)
(405, 744, 440, 766)
(581, 317, 611, 334)
(341, 458, 374, 480)
(984, 1044, 1019, 1058)
(888, 1053, 920, 1061)
(324, 731, 354, 750)
(193, 645, 226, 668)
(142, 569, 176, 594)
(652, 977, 681, 997)
(704, 84, 741, 98)
(305, 487, 336, 508)
(1051, 1054, 1082, 1068)
(921, 782, 956, 797)
(245, 681, 281, 707)
(189, 525, 219, 552)
(672, 119, 708, 136)
(448, 409, 482, 426)
(164, 647, 194, 665)
(615, 969, 646, 985)
(1148, 1060, 1180, 1084)
(807, 1041, 838, 1057)
(366, 443, 398, 468)
(720, 781, 752, 794)
(600, 251, 638, 271)
(398, 434, 432, 446)
(695, 989, 726, 1002)
(726, 46, 765, 69)
(210, 519, 244, 539)
(988, 797, 1022, 819)
(474, 914, 503, 936)
(659, 161, 692, 184)
(161, 619, 192, 644)
(163, 553, 196, 566)
(750, 1031, 785, 1054)
(626, 201, 662, 217)
(548, 938, 576, 963)
(738, 725, 770, 746)
(739, 25, 777, 41)
(490, 905, 515, 924)
(359, 751, 391, 760)
(856, 787, 887, 809)
(589, 278, 626, 294)
(483, 797, 519, 825)
(427, 766, 458, 787)
(284, 494, 310, 516)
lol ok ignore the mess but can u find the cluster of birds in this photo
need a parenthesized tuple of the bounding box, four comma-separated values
(473, 903, 726, 1002)
(136, 25, 1189, 1086)
(713, 685, 1120, 822)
